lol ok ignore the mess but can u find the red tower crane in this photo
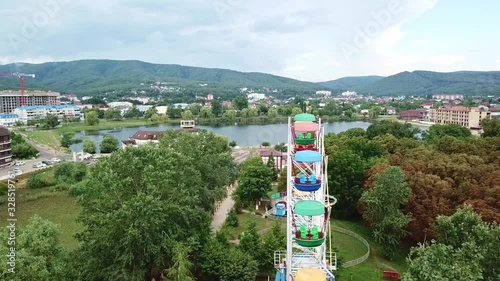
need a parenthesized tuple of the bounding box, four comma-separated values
(0, 72, 36, 106)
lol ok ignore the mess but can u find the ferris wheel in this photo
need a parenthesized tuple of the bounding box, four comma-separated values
(274, 113, 337, 281)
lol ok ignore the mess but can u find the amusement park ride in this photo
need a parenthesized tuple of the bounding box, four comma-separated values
(272, 113, 337, 281)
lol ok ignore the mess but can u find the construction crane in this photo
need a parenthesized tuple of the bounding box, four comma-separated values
(0, 72, 36, 106)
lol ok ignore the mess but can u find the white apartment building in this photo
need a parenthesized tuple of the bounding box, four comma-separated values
(0, 114, 19, 127)
(428, 106, 491, 128)
(432, 94, 464, 100)
(13, 105, 81, 124)
(247, 93, 266, 100)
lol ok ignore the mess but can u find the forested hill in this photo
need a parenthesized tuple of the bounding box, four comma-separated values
(317, 76, 384, 90)
(321, 71, 500, 96)
(0, 60, 317, 94)
(1, 60, 499, 96)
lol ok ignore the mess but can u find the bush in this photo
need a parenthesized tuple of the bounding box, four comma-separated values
(0, 184, 7, 196)
(68, 180, 88, 197)
(27, 174, 52, 189)
(54, 162, 87, 183)
(49, 182, 71, 192)
(226, 209, 239, 227)
(25, 191, 56, 201)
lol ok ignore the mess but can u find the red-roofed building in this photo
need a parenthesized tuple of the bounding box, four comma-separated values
(259, 147, 285, 170)
(122, 130, 164, 148)
(399, 109, 426, 121)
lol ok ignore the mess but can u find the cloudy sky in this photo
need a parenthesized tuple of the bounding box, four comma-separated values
(1, 0, 499, 82)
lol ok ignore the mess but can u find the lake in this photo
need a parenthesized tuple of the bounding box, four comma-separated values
(69, 121, 372, 152)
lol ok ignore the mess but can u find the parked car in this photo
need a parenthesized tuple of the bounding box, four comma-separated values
(14, 161, 25, 166)
(51, 157, 61, 163)
(79, 153, 92, 160)
(9, 169, 22, 176)
(32, 162, 47, 168)
(41, 160, 53, 166)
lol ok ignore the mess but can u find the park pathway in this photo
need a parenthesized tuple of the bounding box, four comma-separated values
(210, 147, 256, 232)
(211, 182, 237, 232)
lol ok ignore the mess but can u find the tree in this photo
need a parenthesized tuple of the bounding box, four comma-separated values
(232, 96, 248, 110)
(220, 248, 258, 281)
(11, 142, 38, 159)
(181, 110, 194, 120)
(262, 222, 286, 272)
(223, 109, 237, 121)
(0, 215, 66, 280)
(43, 113, 59, 129)
(212, 100, 222, 117)
(74, 144, 218, 280)
(54, 161, 87, 183)
(229, 140, 237, 148)
(277, 169, 287, 192)
(84, 111, 99, 126)
(422, 124, 472, 143)
(481, 118, 500, 137)
(369, 106, 381, 119)
(83, 139, 96, 154)
(239, 219, 263, 263)
(267, 153, 277, 180)
(123, 106, 142, 118)
(199, 108, 214, 119)
(104, 107, 122, 120)
(360, 166, 411, 259)
(143, 107, 157, 119)
(261, 141, 271, 147)
(328, 149, 366, 218)
(268, 108, 278, 119)
(225, 209, 239, 227)
(366, 120, 419, 139)
(274, 142, 287, 152)
(60, 133, 76, 148)
(165, 243, 195, 281)
(234, 157, 273, 205)
(99, 134, 119, 153)
(403, 205, 500, 281)
(403, 242, 483, 281)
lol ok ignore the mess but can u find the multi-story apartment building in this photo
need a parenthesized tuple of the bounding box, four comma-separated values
(0, 91, 60, 114)
(13, 105, 81, 124)
(0, 114, 19, 127)
(0, 127, 12, 168)
(428, 106, 491, 128)
(432, 94, 464, 100)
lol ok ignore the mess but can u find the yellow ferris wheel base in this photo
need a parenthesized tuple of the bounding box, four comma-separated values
(295, 267, 326, 281)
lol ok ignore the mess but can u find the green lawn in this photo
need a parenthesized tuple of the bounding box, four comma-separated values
(221, 212, 409, 280)
(55, 118, 181, 134)
(0, 186, 82, 249)
(23, 130, 61, 150)
(333, 219, 408, 281)
(0, 168, 82, 249)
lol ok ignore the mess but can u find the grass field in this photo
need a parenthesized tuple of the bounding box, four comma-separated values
(333, 219, 408, 280)
(55, 118, 160, 134)
(0, 168, 83, 249)
(22, 130, 62, 150)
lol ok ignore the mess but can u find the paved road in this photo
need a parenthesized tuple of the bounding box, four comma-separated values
(0, 135, 72, 180)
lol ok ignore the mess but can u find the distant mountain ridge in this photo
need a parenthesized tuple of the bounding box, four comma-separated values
(0, 59, 499, 96)
(317, 76, 384, 90)
(0, 60, 317, 94)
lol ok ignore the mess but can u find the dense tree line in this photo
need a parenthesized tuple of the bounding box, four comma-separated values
(1, 130, 238, 281)
(325, 120, 500, 266)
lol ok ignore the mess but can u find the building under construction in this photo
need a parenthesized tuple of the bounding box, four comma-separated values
(0, 91, 60, 114)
